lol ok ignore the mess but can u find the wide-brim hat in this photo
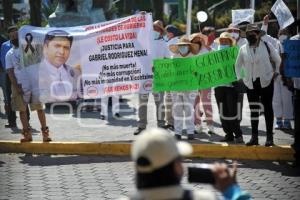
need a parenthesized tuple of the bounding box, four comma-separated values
(169, 36, 200, 54)
(227, 23, 241, 32)
(153, 20, 165, 33)
(131, 128, 193, 173)
(214, 32, 236, 46)
(190, 33, 208, 46)
(245, 24, 266, 36)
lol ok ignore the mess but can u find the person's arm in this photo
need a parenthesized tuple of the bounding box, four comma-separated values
(269, 42, 282, 74)
(261, 15, 278, 46)
(213, 162, 252, 200)
(235, 47, 244, 80)
(6, 53, 23, 94)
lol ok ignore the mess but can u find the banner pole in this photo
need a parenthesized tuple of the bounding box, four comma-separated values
(186, 0, 192, 37)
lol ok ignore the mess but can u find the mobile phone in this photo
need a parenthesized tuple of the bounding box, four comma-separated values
(187, 164, 215, 184)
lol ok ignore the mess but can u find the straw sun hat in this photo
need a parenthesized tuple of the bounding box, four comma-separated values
(214, 32, 236, 46)
(190, 33, 208, 46)
(169, 36, 200, 54)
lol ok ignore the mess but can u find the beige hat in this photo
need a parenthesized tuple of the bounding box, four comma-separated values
(245, 24, 266, 36)
(131, 128, 193, 173)
(190, 33, 208, 46)
(214, 32, 236, 46)
(227, 23, 241, 32)
(153, 20, 165, 33)
(169, 36, 200, 55)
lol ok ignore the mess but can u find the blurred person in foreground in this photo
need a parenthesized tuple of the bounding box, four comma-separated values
(121, 128, 251, 200)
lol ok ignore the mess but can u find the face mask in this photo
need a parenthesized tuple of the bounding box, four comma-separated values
(178, 45, 189, 55)
(218, 45, 230, 50)
(231, 32, 239, 40)
(153, 31, 161, 40)
(208, 34, 215, 44)
(246, 34, 257, 45)
(11, 39, 19, 47)
(279, 35, 288, 43)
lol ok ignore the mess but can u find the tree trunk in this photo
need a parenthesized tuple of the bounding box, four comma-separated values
(152, 0, 164, 21)
(2, 0, 13, 29)
(29, 0, 42, 26)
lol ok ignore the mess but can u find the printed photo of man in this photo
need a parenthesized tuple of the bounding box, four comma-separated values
(29, 30, 80, 103)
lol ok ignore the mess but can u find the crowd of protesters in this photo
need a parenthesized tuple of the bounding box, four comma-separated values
(0, 14, 299, 166)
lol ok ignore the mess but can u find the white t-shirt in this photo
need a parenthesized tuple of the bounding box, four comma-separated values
(153, 39, 171, 59)
(5, 47, 24, 84)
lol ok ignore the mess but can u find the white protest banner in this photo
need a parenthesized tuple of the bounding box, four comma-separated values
(232, 9, 255, 25)
(271, 0, 294, 30)
(19, 13, 154, 103)
(80, 13, 154, 99)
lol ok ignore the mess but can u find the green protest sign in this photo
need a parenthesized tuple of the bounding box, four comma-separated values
(153, 46, 239, 92)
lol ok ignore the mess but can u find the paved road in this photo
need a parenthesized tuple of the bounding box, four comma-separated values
(0, 154, 299, 200)
(0, 92, 294, 145)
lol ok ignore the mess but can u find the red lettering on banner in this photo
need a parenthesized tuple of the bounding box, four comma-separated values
(104, 84, 140, 94)
(96, 32, 137, 44)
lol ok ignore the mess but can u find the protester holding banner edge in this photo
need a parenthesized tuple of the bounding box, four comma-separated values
(133, 20, 170, 135)
(213, 32, 244, 144)
(190, 33, 215, 135)
(5, 26, 52, 143)
(169, 36, 199, 140)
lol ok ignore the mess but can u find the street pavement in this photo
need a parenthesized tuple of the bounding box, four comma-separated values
(0, 90, 299, 200)
(0, 154, 299, 200)
(0, 92, 295, 145)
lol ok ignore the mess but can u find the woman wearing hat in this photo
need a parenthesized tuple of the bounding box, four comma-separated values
(213, 32, 244, 144)
(227, 24, 248, 124)
(235, 24, 281, 146)
(169, 36, 199, 140)
(190, 33, 214, 135)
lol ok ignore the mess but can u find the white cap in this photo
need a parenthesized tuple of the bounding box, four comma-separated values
(131, 128, 193, 173)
